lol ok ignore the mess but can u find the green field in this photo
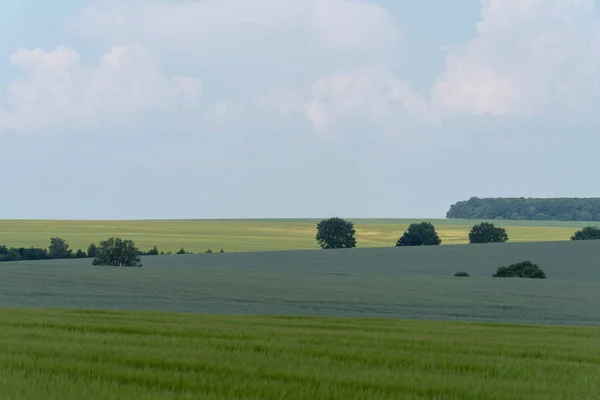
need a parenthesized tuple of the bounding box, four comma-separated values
(0, 308, 598, 399)
(3, 239, 600, 398)
(0, 218, 594, 253)
(2, 240, 600, 324)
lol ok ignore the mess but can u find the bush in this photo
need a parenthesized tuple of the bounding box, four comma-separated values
(219, 248, 225, 253)
(316, 217, 357, 249)
(396, 222, 441, 247)
(468, 222, 508, 244)
(206, 249, 213, 254)
(492, 261, 546, 279)
(176, 248, 186, 255)
(571, 226, 600, 241)
(454, 271, 470, 277)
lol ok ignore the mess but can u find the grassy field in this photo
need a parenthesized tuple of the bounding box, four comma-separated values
(2, 240, 600, 325)
(0, 218, 594, 253)
(1, 308, 599, 399)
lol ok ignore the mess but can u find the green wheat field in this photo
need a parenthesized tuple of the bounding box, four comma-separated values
(0, 218, 594, 253)
(1, 308, 599, 400)
(2, 220, 600, 398)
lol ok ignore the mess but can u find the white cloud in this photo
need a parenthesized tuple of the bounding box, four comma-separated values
(0, 44, 201, 132)
(303, 67, 440, 135)
(71, 0, 398, 66)
(432, 0, 600, 117)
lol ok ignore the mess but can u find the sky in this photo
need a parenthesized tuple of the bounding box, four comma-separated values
(1, 0, 600, 219)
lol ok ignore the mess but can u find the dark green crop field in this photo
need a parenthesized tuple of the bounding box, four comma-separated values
(2, 240, 600, 325)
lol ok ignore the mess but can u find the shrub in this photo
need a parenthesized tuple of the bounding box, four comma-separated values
(316, 217, 357, 249)
(571, 226, 600, 241)
(468, 222, 508, 244)
(396, 222, 441, 247)
(176, 248, 186, 255)
(492, 261, 546, 279)
(206, 249, 213, 254)
(454, 272, 470, 277)
(219, 248, 225, 253)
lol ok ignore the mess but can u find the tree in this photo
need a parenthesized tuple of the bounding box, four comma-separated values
(492, 260, 546, 279)
(74, 249, 87, 258)
(48, 237, 73, 259)
(468, 222, 508, 244)
(315, 217, 357, 249)
(92, 237, 142, 267)
(396, 222, 441, 247)
(146, 245, 159, 256)
(571, 226, 600, 241)
(176, 248, 186, 255)
(87, 243, 98, 258)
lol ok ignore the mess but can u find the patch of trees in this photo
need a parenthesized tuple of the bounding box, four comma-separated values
(492, 261, 546, 279)
(0, 236, 224, 263)
(92, 237, 142, 267)
(447, 197, 600, 221)
(571, 226, 600, 241)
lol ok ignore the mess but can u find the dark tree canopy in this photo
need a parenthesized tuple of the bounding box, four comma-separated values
(316, 217, 357, 249)
(447, 197, 600, 221)
(74, 249, 87, 258)
(492, 261, 546, 279)
(396, 222, 441, 247)
(468, 222, 508, 244)
(48, 237, 73, 259)
(87, 243, 98, 258)
(92, 237, 142, 267)
(571, 226, 600, 241)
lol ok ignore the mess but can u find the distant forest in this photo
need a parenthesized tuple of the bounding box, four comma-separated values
(446, 197, 600, 221)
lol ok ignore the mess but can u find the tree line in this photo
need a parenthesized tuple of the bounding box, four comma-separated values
(446, 197, 600, 221)
(0, 236, 224, 264)
(315, 217, 600, 248)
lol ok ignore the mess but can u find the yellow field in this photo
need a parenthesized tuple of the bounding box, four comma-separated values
(0, 218, 590, 253)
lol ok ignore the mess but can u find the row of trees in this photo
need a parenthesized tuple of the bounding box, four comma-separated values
(446, 197, 600, 221)
(0, 236, 224, 263)
(315, 217, 600, 248)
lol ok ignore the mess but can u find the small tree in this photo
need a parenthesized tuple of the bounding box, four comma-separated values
(316, 217, 357, 249)
(571, 226, 600, 241)
(74, 249, 87, 258)
(49, 237, 73, 259)
(492, 261, 546, 279)
(87, 243, 98, 258)
(396, 222, 441, 247)
(468, 222, 508, 244)
(92, 237, 142, 267)
(176, 248, 186, 255)
(205, 249, 213, 254)
(219, 248, 225, 253)
(146, 245, 159, 256)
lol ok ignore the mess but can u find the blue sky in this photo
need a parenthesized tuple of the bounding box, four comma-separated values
(1, 0, 600, 219)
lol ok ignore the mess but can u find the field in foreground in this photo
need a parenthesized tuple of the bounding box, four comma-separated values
(0, 218, 594, 253)
(1, 308, 599, 400)
(2, 240, 600, 325)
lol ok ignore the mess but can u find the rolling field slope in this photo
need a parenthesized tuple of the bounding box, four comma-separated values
(2, 240, 600, 325)
(0, 218, 593, 253)
(1, 308, 599, 400)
